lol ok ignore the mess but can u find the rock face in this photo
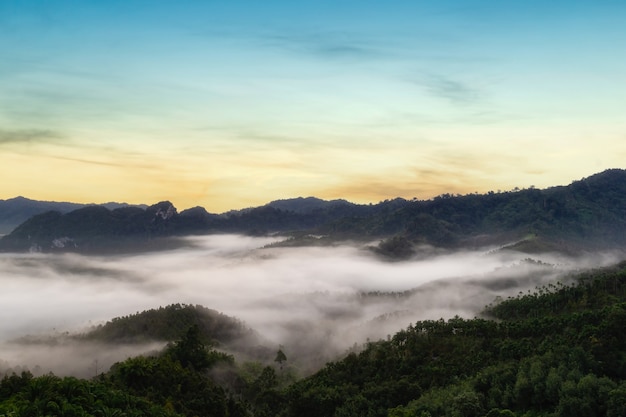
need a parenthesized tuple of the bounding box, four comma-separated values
(149, 201, 177, 220)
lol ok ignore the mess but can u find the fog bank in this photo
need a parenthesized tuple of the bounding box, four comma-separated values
(0, 234, 620, 376)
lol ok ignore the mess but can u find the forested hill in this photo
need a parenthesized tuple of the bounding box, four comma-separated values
(2, 169, 626, 254)
(81, 304, 264, 352)
(1, 262, 625, 416)
(278, 262, 626, 417)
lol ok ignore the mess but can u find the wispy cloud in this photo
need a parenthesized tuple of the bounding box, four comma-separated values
(261, 30, 382, 61)
(0, 129, 64, 145)
(417, 73, 480, 104)
(48, 155, 130, 169)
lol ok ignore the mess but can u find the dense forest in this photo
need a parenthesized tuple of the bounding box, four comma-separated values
(2, 261, 625, 416)
(82, 304, 261, 348)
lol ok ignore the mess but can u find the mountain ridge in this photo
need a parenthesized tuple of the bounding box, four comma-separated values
(2, 169, 625, 255)
(0, 196, 146, 234)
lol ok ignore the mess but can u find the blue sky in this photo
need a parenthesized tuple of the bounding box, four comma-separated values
(1, 1, 625, 211)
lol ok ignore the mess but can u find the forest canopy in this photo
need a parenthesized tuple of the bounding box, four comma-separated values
(1, 262, 625, 416)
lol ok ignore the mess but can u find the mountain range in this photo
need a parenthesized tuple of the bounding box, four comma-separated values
(1, 169, 626, 255)
(0, 196, 145, 234)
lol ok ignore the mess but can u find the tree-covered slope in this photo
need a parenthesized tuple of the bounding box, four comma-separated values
(0, 326, 246, 417)
(82, 304, 260, 347)
(2, 262, 626, 416)
(278, 262, 626, 417)
(337, 169, 626, 254)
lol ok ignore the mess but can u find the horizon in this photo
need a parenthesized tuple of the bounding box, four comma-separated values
(1, 1, 625, 212)
(0, 166, 623, 213)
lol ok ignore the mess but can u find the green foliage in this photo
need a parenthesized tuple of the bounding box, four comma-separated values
(2, 262, 626, 416)
(275, 349, 287, 367)
(0, 371, 181, 417)
(83, 303, 258, 349)
(283, 263, 626, 417)
(325, 169, 626, 252)
(373, 235, 416, 259)
(166, 325, 216, 371)
(106, 326, 244, 417)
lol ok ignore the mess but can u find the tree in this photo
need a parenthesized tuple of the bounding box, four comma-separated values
(167, 324, 211, 371)
(274, 348, 287, 370)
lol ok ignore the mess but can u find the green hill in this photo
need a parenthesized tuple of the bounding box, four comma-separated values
(278, 262, 626, 417)
(340, 169, 626, 255)
(82, 304, 267, 356)
(2, 262, 626, 416)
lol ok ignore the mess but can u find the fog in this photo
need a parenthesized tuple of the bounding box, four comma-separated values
(0, 235, 621, 377)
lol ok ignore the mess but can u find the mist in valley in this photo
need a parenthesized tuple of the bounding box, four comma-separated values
(0, 234, 621, 378)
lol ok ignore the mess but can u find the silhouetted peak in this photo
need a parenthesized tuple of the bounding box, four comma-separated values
(267, 196, 354, 214)
(147, 201, 177, 220)
(180, 206, 213, 218)
(579, 168, 626, 185)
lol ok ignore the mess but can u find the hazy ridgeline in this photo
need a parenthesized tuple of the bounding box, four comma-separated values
(0, 234, 620, 377)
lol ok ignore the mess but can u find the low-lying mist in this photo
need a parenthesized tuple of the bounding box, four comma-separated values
(0, 234, 621, 377)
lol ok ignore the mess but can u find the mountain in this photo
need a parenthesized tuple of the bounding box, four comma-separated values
(366, 168, 626, 254)
(0, 197, 411, 253)
(266, 196, 353, 213)
(0, 196, 145, 234)
(0, 201, 183, 253)
(2, 169, 626, 254)
(0, 197, 84, 235)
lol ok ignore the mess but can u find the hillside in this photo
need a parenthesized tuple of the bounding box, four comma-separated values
(1, 261, 625, 416)
(278, 262, 626, 417)
(81, 304, 268, 357)
(328, 169, 626, 254)
(2, 169, 626, 254)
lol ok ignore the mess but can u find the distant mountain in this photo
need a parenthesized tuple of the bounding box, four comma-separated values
(0, 196, 145, 234)
(0, 197, 83, 234)
(2, 169, 626, 255)
(353, 168, 626, 255)
(266, 196, 353, 213)
(0, 201, 183, 253)
(0, 194, 412, 252)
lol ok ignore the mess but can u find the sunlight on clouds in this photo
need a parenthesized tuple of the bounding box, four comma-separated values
(1, 1, 625, 212)
(2, 114, 625, 212)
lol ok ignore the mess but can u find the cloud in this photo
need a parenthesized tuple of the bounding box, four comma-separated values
(262, 31, 382, 61)
(0, 340, 165, 379)
(417, 73, 480, 104)
(0, 129, 64, 145)
(48, 155, 130, 168)
(315, 161, 510, 202)
(0, 235, 619, 376)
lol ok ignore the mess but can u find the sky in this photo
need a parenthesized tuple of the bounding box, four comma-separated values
(1, 1, 625, 212)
